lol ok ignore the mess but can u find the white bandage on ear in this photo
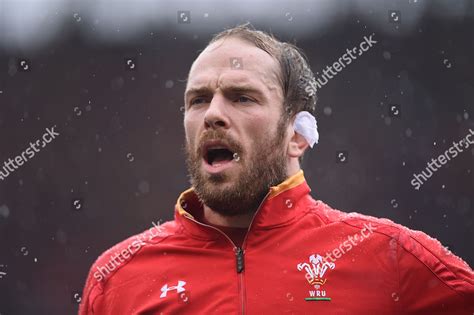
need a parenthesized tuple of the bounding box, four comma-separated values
(293, 111, 319, 148)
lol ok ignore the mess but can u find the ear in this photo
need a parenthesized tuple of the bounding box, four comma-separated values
(287, 126, 309, 158)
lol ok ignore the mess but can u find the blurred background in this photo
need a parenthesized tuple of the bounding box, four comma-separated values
(0, 0, 473, 313)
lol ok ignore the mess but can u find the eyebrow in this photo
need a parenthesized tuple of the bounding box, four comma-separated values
(185, 84, 266, 103)
(184, 87, 211, 102)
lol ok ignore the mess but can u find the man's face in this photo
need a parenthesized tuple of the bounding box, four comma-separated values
(184, 37, 290, 217)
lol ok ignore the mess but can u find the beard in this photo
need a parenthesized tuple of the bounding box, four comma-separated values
(185, 117, 288, 217)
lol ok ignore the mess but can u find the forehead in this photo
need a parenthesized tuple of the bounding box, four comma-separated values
(186, 37, 281, 94)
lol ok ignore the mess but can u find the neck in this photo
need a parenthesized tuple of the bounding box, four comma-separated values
(202, 165, 301, 228)
(203, 205, 253, 228)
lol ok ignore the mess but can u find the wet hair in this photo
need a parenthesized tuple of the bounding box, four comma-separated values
(208, 22, 318, 123)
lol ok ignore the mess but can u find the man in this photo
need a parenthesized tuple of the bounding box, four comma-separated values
(79, 24, 473, 314)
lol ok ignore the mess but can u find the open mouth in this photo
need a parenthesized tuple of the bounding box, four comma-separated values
(207, 148, 234, 165)
(204, 146, 235, 166)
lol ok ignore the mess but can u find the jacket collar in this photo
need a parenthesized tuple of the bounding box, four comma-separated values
(174, 170, 312, 240)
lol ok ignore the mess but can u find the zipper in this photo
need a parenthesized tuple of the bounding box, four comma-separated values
(181, 190, 271, 315)
(235, 247, 244, 273)
(240, 190, 271, 250)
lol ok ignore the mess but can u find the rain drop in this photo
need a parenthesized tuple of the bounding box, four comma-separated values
(442, 59, 452, 68)
(20, 247, 29, 256)
(389, 238, 397, 249)
(323, 106, 332, 116)
(74, 107, 82, 116)
(285, 199, 293, 208)
(73, 292, 82, 303)
(0, 204, 10, 219)
(165, 80, 174, 89)
(233, 153, 240, 162)
(286, 292, 294, 302)
(72, 198, 83, 211)
(0, 264, 7, 279)
(392, 292, 400, 302)
(73, 13, 82, 22)
(138, 180, 150, 194)
(179, 292, 189, 303)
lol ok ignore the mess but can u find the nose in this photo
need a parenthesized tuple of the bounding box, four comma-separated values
(204, 95, 230, 130)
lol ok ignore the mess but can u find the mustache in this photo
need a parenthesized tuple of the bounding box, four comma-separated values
(196, 129, 243, 155)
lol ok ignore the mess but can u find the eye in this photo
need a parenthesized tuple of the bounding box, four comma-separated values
(234, 96, 254, 103)
(190, 97, 208, 106)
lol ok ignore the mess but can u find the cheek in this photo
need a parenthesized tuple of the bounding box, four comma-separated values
(242, 115, 277, 149)
(248, 114, 280, 139)
(184, 114, 200, 144)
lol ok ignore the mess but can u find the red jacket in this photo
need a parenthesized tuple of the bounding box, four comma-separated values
(79, 170, 473, 314)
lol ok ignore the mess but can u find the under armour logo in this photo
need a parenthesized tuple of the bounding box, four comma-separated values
(160, 280, 186, 298)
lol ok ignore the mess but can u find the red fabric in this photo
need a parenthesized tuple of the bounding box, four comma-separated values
(79, 176, 473, 314)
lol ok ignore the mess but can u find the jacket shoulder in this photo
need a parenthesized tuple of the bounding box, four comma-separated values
(79, 220, 180, 314)
(314, 201, 473, 298)
(95, 220, 179, 274)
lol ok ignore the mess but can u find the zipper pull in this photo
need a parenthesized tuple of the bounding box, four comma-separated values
(235, 247, 244, 273)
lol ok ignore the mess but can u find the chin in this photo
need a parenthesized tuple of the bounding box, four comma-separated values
(206, 175, 233, 187)
(203, 166, 238, 182)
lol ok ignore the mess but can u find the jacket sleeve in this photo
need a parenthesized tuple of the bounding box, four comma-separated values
(396, 228, 473, 314)
(78, 260, 107, 315)
(78, 243, 125, 314)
